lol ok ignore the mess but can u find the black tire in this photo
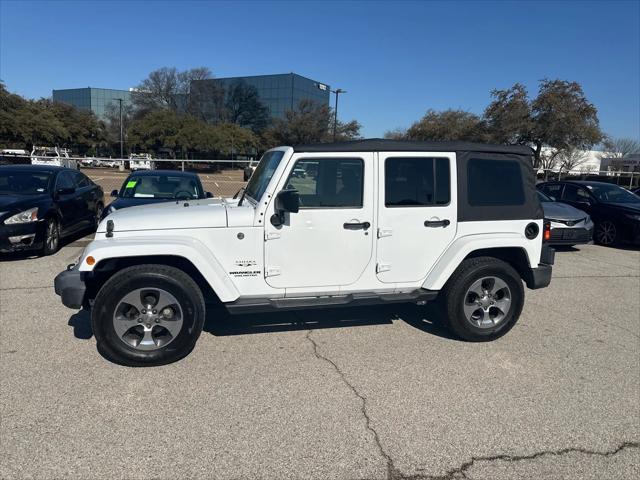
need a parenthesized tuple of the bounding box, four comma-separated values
(42, 217, 60, 255)
(441, 257, 524, 341)
(594, 220, 618, 246)
(92, 265, 206, 366)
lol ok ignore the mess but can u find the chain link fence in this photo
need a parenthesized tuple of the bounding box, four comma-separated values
(0, 155, 251, 202)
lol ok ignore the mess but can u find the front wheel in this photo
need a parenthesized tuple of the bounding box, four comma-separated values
(594, 221, 617, 246)
(441, 257, 524, 341)
(42, 217, 60, 255)
(92, 265, 206, 366)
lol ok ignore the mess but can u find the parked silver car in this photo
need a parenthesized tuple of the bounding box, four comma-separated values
(538, 191, 593, 246)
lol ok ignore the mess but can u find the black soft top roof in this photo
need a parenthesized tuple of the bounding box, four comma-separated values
(293, 138, 533, 156)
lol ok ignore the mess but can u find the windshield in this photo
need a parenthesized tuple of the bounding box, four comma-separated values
(537, 190, 552, 202)
(120, 174, 204, 200)
(244, 150, 285, 202)
(584, 183, 640, 204)
(0, 171, 51, 195)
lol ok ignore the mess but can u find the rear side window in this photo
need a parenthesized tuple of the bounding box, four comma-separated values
(562, 184, 590, 202)
(285, 158, 363, 208)
(385, 157, 450, 207)
(467, 159, 524, 206)
(72, 171, 91, 188)
(539, 183, 563, 198)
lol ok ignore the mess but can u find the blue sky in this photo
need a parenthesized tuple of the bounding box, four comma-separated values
(1, 0, 638, 140)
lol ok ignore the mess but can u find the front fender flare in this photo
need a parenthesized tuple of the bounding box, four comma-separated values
(78, 236, 240, 302)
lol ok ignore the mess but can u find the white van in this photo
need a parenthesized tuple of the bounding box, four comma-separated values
(129, 153, 155, 171)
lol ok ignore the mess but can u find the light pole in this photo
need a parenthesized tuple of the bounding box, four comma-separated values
(332, 88, 345, 142)
(116, 98, 124, 159)
(315, 83, 346, 142)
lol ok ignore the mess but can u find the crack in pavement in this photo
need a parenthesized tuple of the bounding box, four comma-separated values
(304, 329, 398, 479)
(412, 441, 640, 480)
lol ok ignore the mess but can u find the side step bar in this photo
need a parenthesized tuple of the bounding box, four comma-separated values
(225, 289, 438, 314)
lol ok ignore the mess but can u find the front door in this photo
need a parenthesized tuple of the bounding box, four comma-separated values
(264, 153, 375, 290)
(376, 152, 457, 283)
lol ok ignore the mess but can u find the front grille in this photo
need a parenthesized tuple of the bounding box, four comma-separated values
(548, 217, 587, 227)
(549, 227, 593, 242)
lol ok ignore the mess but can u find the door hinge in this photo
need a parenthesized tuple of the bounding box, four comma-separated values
(376, 262, 391, 273)
(265, 232, 281, 241)
(265, 266, 281, 277)
(377, 227, 393, 238)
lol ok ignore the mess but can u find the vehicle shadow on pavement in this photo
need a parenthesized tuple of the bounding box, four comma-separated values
(64, 302, 458, 344)
(204, 302, 457, 340)
(67, 309, 93, 339)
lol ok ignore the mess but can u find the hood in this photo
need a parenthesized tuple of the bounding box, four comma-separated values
(109, 197, 176, 210)
(97, 198, 255, 232)
(541, 201, 587, 221)
(0, 194, 50, 217)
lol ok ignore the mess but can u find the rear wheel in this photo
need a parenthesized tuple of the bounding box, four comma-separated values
(442, 257, 524, 341)
(594, 221, 617, 246)
(42, 217, 60, 255)
(92, 265, 205, 366)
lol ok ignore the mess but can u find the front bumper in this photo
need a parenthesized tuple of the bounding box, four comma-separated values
(54, 265, 86, 309)
(0, 221, 46, 253)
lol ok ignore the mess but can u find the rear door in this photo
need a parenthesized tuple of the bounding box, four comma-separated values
(71, 170, 97, 227)
(54, 171, 82, 234)
(376, 152, 457, 283)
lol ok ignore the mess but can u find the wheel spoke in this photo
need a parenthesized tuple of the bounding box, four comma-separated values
(161, 319, 182, 338)
(489, 277, 508, 295)
(493, 297, 510, 316)
(113, 317, 139, 339)
(155, 290, 179, 312)
(138, 326, 157, 348)
(467, 279, 485, 297)
(119, 290, 145, 312)
(463, 302, 481, 320)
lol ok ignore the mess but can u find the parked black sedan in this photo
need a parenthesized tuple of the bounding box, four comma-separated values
(0, 165, 104, 255)
(102, 170, 212, 220)
(537, 180, 640, 246)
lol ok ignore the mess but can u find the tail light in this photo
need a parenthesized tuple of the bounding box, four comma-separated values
(543, 221, 551, 242)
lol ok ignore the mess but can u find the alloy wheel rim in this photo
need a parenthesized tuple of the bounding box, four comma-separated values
(46, 221, 59, 251)
(596, 222, 615, 245)
(463, 276, 512, 328)
(113, 288, 184, 351)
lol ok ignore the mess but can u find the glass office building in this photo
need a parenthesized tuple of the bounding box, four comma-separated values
(52, 88, 132, 120)
(191, 73, 330, 120)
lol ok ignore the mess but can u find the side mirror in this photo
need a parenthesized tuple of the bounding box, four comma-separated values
(110, 189, 118, 197)
(57, 187, 75, 196)
(205, 191, 213, 198)
(275, 188, 300, 213)
(270, 188, 299, 227)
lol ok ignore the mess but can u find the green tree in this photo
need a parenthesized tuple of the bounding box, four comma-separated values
(405, 109, 487, 142)
(263, 99, 362, 147)
(485, 79, 603, 167)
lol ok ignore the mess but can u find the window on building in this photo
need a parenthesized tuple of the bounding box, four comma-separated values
(286, 158, 364, 208)
(467, 158, 525, 206)
(385, 157, 450, 207)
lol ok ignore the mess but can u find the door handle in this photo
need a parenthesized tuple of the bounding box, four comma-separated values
(424, 219, 450, 228)
(343, 221, 371, 230)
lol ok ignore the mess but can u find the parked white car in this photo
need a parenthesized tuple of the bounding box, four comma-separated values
(55, 139, 554, 366)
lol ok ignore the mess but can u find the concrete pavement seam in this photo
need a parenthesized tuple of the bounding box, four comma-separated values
(304, 329, 397, 480)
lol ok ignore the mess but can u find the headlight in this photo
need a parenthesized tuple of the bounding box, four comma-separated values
(625, 213, 640, 221)
(4, 207, 39, 224)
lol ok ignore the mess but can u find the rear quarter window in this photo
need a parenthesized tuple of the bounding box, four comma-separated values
(467, 158, 524, 206)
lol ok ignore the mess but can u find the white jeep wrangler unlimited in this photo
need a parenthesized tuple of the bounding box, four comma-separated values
(55, 139, 554, 366)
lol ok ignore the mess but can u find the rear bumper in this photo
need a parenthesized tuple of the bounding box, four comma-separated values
(54, 266, 86, 309)
(524, 245, 554, 290)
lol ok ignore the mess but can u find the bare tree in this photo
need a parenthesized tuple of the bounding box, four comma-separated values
(539, 149, 560, 180)
(557, 148, 590, 176)
(132, 67, 212, 113)
(602, 137, 640, 158)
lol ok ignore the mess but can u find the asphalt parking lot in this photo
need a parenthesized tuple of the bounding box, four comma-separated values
(1, 242, 638, 479)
